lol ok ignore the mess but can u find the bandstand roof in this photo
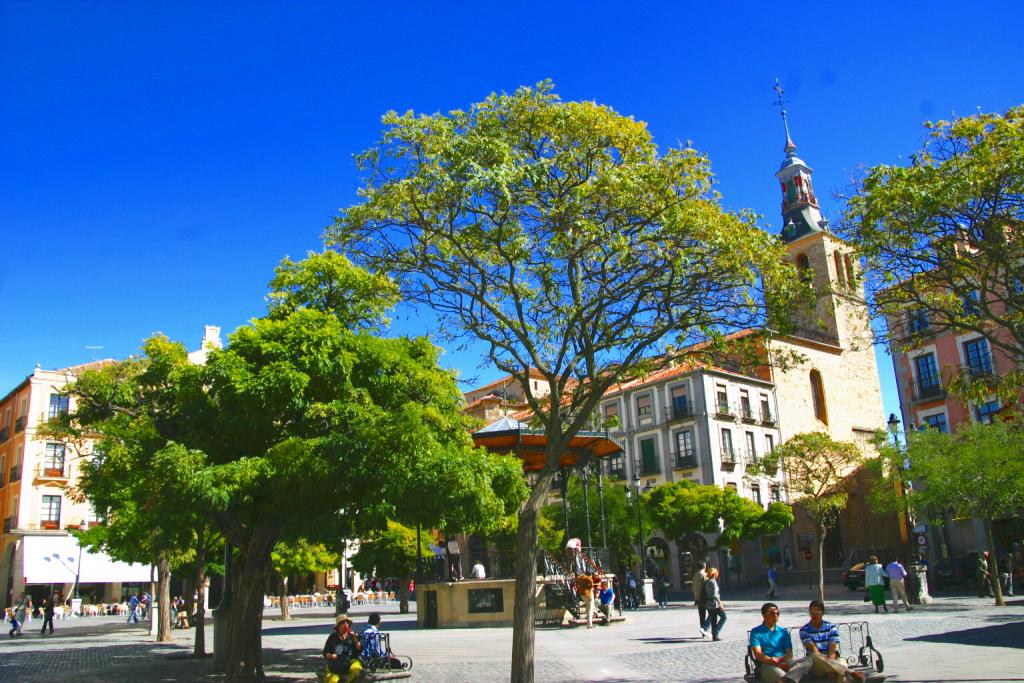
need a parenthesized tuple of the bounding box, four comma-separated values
(472, 418, 622, 472)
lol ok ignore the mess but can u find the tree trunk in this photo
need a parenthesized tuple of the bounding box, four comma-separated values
(511, 474, 551, 683)
(193, 543, 208, 657)
(816, 526, 827, 603)
(157, 553, 172, 642)
(278, 576, 291, 621)
(398, 572, 410, 614)
(225, 531, 276, 683)
(984, 519, 1006, 607)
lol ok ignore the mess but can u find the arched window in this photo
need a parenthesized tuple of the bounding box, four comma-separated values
(796, 253, 812, 283)
(809, 369, 828, 424)
(833, 251, 846, 287)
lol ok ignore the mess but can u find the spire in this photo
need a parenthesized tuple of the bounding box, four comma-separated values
(773, 79, 797, 155)
(772, 80, 824, 244)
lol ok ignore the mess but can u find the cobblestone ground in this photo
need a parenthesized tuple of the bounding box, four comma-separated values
(1, 588, 1021, 682)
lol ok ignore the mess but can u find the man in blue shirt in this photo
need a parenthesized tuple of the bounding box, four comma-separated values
(749, 602, 796, 682)
(597, 579, 615, 624)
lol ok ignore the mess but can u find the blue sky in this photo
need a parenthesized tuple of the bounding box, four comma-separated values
(2, 2, 1023, 423)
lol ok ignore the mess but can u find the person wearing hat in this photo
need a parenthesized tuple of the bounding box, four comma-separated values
(323, 613, 362, 683)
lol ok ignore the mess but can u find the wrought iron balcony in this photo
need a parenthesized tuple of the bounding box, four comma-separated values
(673, 449, 698, 470)
(0, 426, 9, 443)
(639, 461, 662, 476)
(911, 378, 945, 402)
(715, 402, 736, 420)
(720, 447, 737, 467)
(760, 409, 776, 425)
(665, 402, 694, 422)
(14, 415, 26, 432)
(35, 463, 69, 481)
(9, 465, 20, 483)
(739, 404, 757, 423)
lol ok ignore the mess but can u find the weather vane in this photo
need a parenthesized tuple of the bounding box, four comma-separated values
(772, 79, 796, 153)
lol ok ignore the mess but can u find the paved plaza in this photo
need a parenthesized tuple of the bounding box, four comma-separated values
(1, 586, 1021, 682)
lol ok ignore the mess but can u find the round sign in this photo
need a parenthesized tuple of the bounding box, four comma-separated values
(917, 535, 928, 546)
(803, 550, 812, 561)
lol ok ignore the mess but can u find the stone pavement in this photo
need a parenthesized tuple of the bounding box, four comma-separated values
(1, 587, 1021, 682)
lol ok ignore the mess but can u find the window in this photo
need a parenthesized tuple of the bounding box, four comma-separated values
(796, 253, 812, 282)
(923, 413, 949, 433)
(833, 252, 846, 286)
(605, 452, 625, 479)
(721, 429, 734, 460)
(963, 338, 993, 376)
(770, 485, 782, 503)
(914, 353, 941, 398)
(716, 385, 730, 413)
(976, 399, 1001, 425)
(907, 309, 930, 335)
(764, 434, 775, 453)
(41, 495, 62, 528)
(639, 437, 659, 474)
(739, 391, 753, 420)
(44, 443, 66, 474)
(0, 454, 5, 485)
(603, 403, 620, 428)
(751, 484, 762, 506)
(48, 394, 70, 420)
(962, 289, 982, 317)
(675, 430, 694, 458)
(809, 370, 828, 424)
(760, 395, 773, 422)
(670, 386, 690, 419)
(636, 394, 652, 418)
(745, 431, 757, 460)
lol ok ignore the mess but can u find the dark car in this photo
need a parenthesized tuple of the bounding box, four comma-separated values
(841, 548, 895, 591)
(842, 562, 866, 590)
(933, 556, 975, 591)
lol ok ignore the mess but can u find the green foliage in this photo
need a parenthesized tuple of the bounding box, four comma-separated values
(332, 80, 803, 450)
(350, 521, 430, 580)
(871, 421, 1024, 525)
(645, 480, 793, 548)
(842, 105, 1024, 402)
(271, 539, 339, 579)
(749, 432, 864, 531)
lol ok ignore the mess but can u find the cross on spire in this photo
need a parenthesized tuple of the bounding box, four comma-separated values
(773, 79, 797, 154)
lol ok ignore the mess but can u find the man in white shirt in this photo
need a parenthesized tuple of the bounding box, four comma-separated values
(446, 537, 462, 580)
(471, 560, 486, 579)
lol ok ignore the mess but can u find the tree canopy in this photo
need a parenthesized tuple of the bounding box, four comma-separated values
(350, 521, 431, 613)
(842, 105, 1024, 401)
(747, 432, 864, 601)
(330, 81, 803, 683)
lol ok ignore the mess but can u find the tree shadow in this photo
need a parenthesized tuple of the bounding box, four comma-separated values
(905, 620, 1024, 648)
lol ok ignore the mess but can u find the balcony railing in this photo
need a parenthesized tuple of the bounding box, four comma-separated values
(665, 403, 695, 422)
(739, 404, 757, 423)
(14, 415, 26, 432)
(674, 449, 698, 470)
(0, 426, 9, 443)
(606, 467, 625, 481)
(9, 465, 21, 483)
(2, 516, 15, 533)
(760, 409, 776, 425)
(720, 447, 737, 466)
(963, 363, 994, 379)
(911, 379, 945, 402)
(639, 461, 662, 476)
(744, 450, 761, 466)
(35, 463, 69, 480)
(715, 402, 736, 420)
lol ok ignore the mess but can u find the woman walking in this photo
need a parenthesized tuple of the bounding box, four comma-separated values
(864, 556, 888, 614)
(703, 567, 727, 641)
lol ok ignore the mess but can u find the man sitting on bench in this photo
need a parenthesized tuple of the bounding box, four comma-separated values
(797, 600, 864, 683)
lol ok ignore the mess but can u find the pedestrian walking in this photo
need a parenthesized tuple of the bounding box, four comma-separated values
(977, 552, 994, 598)
(864, 556, 888, 614)
(766, 564, 779, 600)
(1000, 552, 1015, 597)
(624, 569, 639, 610)
(885, 558, 912, 612)
(40, 596, 55, 635)
(127, 593, 140, 623)
(692, 561, 709, 638)
(9, 596, 26, 637)
(703, 567, 726, 641)
(656, 573, 670, 608)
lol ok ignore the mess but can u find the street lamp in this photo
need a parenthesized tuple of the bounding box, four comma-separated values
(580, 463, 593, 549)
(887, 413, 914, 555)
(627, 472, 647, 580)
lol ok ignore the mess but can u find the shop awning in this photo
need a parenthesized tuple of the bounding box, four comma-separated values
(19, 535, 153, 584)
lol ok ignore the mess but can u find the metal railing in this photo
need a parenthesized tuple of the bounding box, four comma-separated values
(674, 449, 698, 469)
(0, 426, 8, 443)
(715, 402, 736, 419)
(665, 403, 695, 422)
(739, 403, 757, 422)
(14, 415, 26, 432)
(638, 460, 661, 476)
(720, 447, 737, 465)
(911, 378, 944, 402)
(760, 409, 776, 425)
(9, 465, 21, 483)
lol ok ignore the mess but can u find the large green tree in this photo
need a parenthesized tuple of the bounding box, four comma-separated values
(59, 252, 524, 682)
(332, 82, 802, 682)
(271, 539, 339, 621)
(868, 421, 1024, 606)
(747, 432, 864, 602)
(842, 106, 1024, 402)
(646, 480, 793, 551)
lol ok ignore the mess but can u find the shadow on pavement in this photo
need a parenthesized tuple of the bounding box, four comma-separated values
(906, 620, 1024, 648)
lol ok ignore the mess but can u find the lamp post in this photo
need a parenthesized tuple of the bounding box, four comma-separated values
(596, 466, 607, 549)
(580, 463, 593, 549)
(887, 413, 914, 554)
(629, 472, 647, 580)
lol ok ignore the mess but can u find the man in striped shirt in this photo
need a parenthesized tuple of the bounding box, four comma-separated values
(796, 600, 864, 682)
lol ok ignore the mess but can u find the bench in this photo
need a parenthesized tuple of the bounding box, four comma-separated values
(743, 621, 885, 683)
(317, 632, 412, 682)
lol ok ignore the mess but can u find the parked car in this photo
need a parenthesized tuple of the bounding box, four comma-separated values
(932, 556, 975, 591)
(841, 548, 895, 591)
(842, 562, 866, 590)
